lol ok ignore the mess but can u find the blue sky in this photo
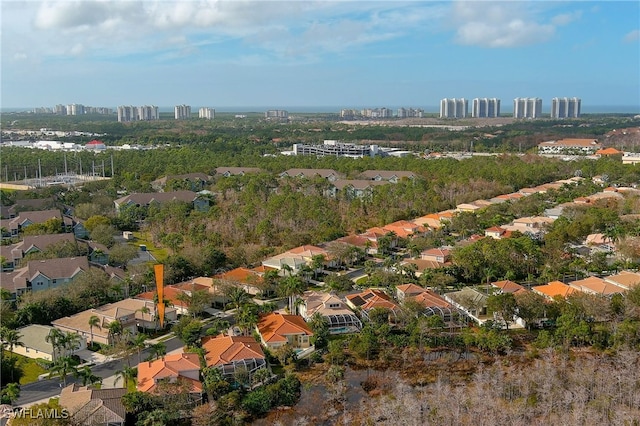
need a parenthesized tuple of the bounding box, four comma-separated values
(2, 1, 639, 111)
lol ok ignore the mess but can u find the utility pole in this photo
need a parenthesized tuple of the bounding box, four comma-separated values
(111, 155, 114, 177)
(38, 159, 42, 187)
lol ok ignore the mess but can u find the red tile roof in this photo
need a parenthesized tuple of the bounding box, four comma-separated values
(137, 353, 202, 393)
(257, 313, 313, 343)
(202, 335, 265, 367)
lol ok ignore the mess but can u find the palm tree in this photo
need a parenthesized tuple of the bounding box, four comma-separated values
(75, 366, 102, 386)
(137, 306, 151, 333)
(0, 327, 23, 358)
(88, 315, 101, 349)
(131, 333, 148, 364)
(278, 275, 306, 314)
(49, 356, 78, 387)
(114, 366, 137, 389)
(0, 327, 23, 382)
(147, 342, 166, 361)
(45, 328, 65, 360)
(61, 332, 82, 357)
(1, 382, 20, 405)
(235, 303, 259, 336)
(224, 287, 251, 312)
(107, 320, 123, 345)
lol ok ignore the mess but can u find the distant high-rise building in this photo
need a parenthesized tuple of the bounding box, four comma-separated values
(55, 104, 67, 115)
(361, 108, 392, 118)
(340, 109, 358, 119)
(551, 97, 581, 119)
(175, 105, 191, 120)
(440, 98, 468, 118)
(265, 110, 289, 119)
(198, 108, 215, 119)
(513, 98, 542, 119)
(472, 98, 501, 118)
(397, 108, 424, 118)
(67, 104, 84, 116)
(138, 105, 159, 121)
(117, 105, 136, 122)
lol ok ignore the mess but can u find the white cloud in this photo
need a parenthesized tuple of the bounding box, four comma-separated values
(4, 0, 446, 64)
(451, 1, 577, 48)
(623, 29, 640, 43)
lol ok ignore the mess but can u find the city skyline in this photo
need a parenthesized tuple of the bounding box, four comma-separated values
(2, 1, 639, 109)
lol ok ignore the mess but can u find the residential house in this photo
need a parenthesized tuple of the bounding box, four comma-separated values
(215, 167, 263, 177)
(569, 276, 625, 296)
(325, 179, 387, 199)
(256, 312, 314, 350)
(456, 203, 483, 213)
(0, 233, 77, 271)
(585, 233, 616, 252)
(53, 298, 176, 345)
(213, 267, 275, 297)
(59, 384, 127, 426)
(604, 271, 640, 290)
(396, 284, 428, 303)
(151, 173, 211, 191)
(411, 289, 458, 321)
(334, 235, 376, 255)
(412, 213, 444, 229)
(484, 226, 512, 239)
(538, 138, 602, 155)
(0, 198, 57, 219)
(137, 353, 203, 395)
(201, 334, 267, 380)
(6, 209, 71, 237)
(399, 258, 446, 275)
(11, 324, 85, 361)
(345, 288, 400, 322)
(383, 220, 428, 239)
(261, 245, 333, 274)
(136, 285, 192, 316)
(444, 287, 489, 322)
(595, 147, 623, 157)
(533, 281, 576, 300)
(84, 241, 109, 265)
(0, 257, 89, 298)
(358, 170, 417, 183)
(420, 247, 452, 264)
(279, 168, 343, 182)
(114, 190, 206, 213)
(298, 291, 362, 333)
(491, 280, 528, 295)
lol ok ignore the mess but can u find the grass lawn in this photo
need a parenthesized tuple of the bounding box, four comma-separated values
(2, 351, 49, 385)
(131, 231, 169, 262)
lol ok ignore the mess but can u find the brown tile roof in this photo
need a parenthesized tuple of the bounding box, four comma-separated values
(605, 271, 640, 290)
(201, 335, 265, 367)
(137, 285, 189, 308)
(59, 384, 127, 425)
(9, 209, 63, 230)
(335, 234, 375, 248)
(396, 284, 427, 297)
(300, 291, 354, 318)
(137, 352, 202, 393)
(492, 280, 527, 295)
(538, 138, 601, 148)
(411, 290, 453, 310)
(281, 169, 342, 179)
(257, 312, 313, 344)
(19, 233, 76, 253)
(215, 167, 263, 176)
(25, 256, 89, 281)
(359, 170, 417, 180)
(401, 258, 445, 271)
(115, 190, 198, 207)
(346, 289, 399, 312)
(570, 276, 626, 295)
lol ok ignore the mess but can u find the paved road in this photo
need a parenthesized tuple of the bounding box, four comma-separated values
(15, 335, 184, 406)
